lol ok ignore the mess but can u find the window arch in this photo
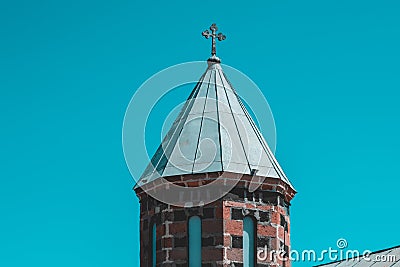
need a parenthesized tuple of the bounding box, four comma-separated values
(243, 216, 256, 267)
(188, 216, 202, 267)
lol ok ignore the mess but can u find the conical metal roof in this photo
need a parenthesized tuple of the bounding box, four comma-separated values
(136, 61, 293, 189)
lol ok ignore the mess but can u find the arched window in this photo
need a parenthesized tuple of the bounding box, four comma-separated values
(243, 216, 255, 267)
(152, 223, 156, 267)
(188, 216, 202, 267)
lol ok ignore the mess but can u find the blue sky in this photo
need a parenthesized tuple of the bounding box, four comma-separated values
(1, 0, 399, 266)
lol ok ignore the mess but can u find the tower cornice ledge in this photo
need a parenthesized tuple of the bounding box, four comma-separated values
(134, 171, 296, 206)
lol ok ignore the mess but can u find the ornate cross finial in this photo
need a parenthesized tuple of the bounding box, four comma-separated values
(202, 23, 226, 60)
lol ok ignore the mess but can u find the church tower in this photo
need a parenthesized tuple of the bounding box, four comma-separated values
(134, 24, 296, 267)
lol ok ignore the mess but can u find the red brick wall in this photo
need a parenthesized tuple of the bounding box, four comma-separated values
(222, 200, 291, 267)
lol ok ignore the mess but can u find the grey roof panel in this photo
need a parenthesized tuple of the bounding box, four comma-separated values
(192, 161, 223, 173)
(218, 111, 249, 168)
(203, 74, 218, 113)
(335, 259, 358, 267)
(162, 165, 190, 177)
(193, 112, 220, 165)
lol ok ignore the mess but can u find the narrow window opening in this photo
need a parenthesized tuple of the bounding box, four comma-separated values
(188, 216, 202, 267)
(243, 216, 256, 267)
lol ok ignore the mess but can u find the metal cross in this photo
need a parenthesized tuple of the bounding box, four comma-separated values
(202, 23, 226, 57)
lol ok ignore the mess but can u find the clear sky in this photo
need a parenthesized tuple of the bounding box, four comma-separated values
(1, 0, 399, 266)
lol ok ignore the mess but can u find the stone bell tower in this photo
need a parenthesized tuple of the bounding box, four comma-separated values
(134, 24, 296, 267)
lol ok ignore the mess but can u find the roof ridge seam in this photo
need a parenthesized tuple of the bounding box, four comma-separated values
(192, 70, 213, 173)
(217, 68, 252, 174)
(214, 68, 224, 171)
